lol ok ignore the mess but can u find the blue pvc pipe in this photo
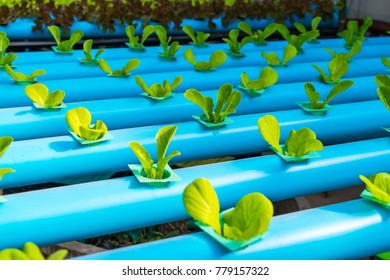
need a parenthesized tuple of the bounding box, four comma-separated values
(75, 199, 390, 260)
(0, 75, 379, 141)
(0, 57, 386, 108)
(1, 136, 389, 251)
(1, 100, 389, 189)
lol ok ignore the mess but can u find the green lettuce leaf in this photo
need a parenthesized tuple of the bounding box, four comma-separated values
(360, 173, 390, 203)
(284, 128, 323, 157)
(257, 115, 282, 153)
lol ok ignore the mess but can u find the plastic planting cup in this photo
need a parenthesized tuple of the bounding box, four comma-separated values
(0, 65, 16, 69)
(192, 114, 233, 129)
(13, 79, 36, 86)
(52, 46, 73, 54)
(195, 208, 268, 251)
(227, 50, 245, 58)
(189, 42, 209, 48)
(78, 58, 99, 66)
(270, 144, 320, 163)
(253, 41, 267, 46)
(238, 85, 266, 97)
(296, 101, 332, 116)
(158, 54, 176, 61)
(33, 102, 66, 111)
(107, 73, 131, 78)
(125, 43, 146, 52)
(68, 130, 113, 146)
(128, 164, 180, 187)
(140, 92, 174, 102)
(360, 189, 390, 210)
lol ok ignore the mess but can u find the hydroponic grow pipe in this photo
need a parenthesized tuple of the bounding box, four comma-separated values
(1, 100, 389, 189)
(4, 44, 389, 83)
(0, 58, 385, 108)
(1, 136, 389, 251)
(11, 36, 390, 66)
(0, 76, 379, 141)
(75, 199, 390, 260)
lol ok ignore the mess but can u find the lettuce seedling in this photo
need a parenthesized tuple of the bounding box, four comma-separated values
(261, 44, 297, 67)
(240, 67, 278, 91)
(374, 74, 390, 87)
(80, 39, 105, 64)
(303, 80, 354, 109)
(222, 29, 252, 56)
(0, 32, 17, 67)
(125, 24, 154, 51)
(381, 56, 390, 70)
(377, 86, 390, 111)
(312, 56, 349, 84)
(0, 136, 14, 203)
(324, 40, 362, 62)
(0, 242, 67, 260)
(184, 83, 241, 124)
(66, 107, 108, 141)
(258, 114, 323, 157)
(129, 125, 180, 180)
(47, 25, 84, 53)
(183, 25, 210, 47)
(337, 16, 372, 48)
(277, 24, 319, 53)
(24, 83, 65, 108)
(294, 16, 322, 43)
(184, 48, 226, 71)
(135, 75, 182, 98)
(5, 64, 46, 83)
(98, 58, 140, 77)
(183, 177, 273, 242)
(238, 22, 277, 45)
(360, 173, 390, 204)
(154, 25, 181, 60)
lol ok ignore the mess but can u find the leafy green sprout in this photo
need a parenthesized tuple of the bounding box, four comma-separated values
(240, 67, 278, 91)
(47, 25, 84, 52)
(0, 242, 67, 260)
(184, 83, 242, 124)
(184, 48, 226, 71)
(183, 177, 273, 241)
(376, 86, 390, 112)
(154, 25, 181, 59)
(0, 136, 14, 202)
(238, 22, 277, 45)
(66, 107, 108, 141)
(135, 75, 182, 98)
(303, 80, 354, 109)
(261, 44, 297, 67)
(5, 64, 46, 82)
(294, 16, 322, 42)
(258, 114, 323, 157)
(323, 40, 362, 62)
(182, 25, 210, 47)
(374, 74, 390, 88)
(360, 173, 390, 204)
(125, 24, 154, 50)
(81, 39, 105, 63)
(222, 29, 252, 56)
(276, 23, 319, 53)
(129, 125, 180, 180)
(337, 16, 373, 48)
(381, 56, 390, 70)
(24, 83, 65, 108)
(98, 58, 140, 77)
(0, 32, 17, 67)
(312, 56, 349, 84)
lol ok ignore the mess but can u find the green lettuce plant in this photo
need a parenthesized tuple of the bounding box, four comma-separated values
(80, 39, 105, 64)
(261, 44, 297, 67)
(312, 56, 349, 84)
(125, 24, 154, 51)
(258, 114, 323, 158)
(294, 16, 322, 43)
(360, 173, 390, 205)
(240, 67, 278, 93)
(98, 58, 140, 77)
(5, 65, 46, 84)
(129, 125, 180, 180)
(324, 40, 362, 62)
(238, 22, 277, 45)
(0, 32, 17, 68)
(0, 136, 14, 203)
(303, 80, 354, 109)
(182, 25, 210, 47)
(135, 75, 182, 98)
(183, 177, 273, 242)
(154, 25, 181, 60)
(184, 83, 241, 124)
(0, 242, 67, 260)
(24, 83, 65, 109)
(277, 24, 319, 53)
(184, 48, 226, 71)
(377, 86, 390, 111)
(375, 74, 390, 88)
(47, 25, 84, 53)
(66, 107, 108, 141)
(222, 29, 252, 57)
(337, 16, 372, 48)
